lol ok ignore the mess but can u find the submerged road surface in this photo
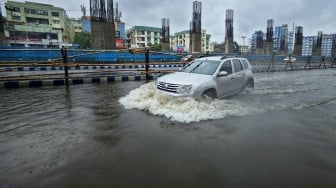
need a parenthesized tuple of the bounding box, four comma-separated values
(1, 69, 336, 188)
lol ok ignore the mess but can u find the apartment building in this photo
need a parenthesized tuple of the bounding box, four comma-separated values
(70, 18, 82, 34)
(170, 29, 213, 53)
(321, 34, 336, 57)
(4, 1, 74, 47)
(302, 36, 315, 56)
(126, 26, 162, 48)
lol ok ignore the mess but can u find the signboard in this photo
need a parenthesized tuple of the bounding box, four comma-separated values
(116, 38, 126, 49)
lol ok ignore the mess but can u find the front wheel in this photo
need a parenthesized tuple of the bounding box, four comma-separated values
(201, 89, 217, 99)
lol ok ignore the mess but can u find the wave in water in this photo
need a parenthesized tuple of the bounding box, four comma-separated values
(119, 83, 262, 123)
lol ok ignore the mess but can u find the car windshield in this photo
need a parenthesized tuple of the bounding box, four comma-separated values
(180, 60, 221, 75)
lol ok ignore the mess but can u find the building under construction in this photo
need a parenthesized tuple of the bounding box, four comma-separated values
(190, 1, 202, 53)
(161, 18, 170, 51)
(293, 26, 303, 56)
(90, 0, 116, 49)
(224, 9, 234, 54)
(265, 19, 274, 55)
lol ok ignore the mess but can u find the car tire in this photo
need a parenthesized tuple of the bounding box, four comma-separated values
(246, 79, 254, 88)
(201, 89, 217, 99)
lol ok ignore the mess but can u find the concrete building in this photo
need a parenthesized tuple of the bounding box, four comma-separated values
(170, 29, 213, 53)
(273, 25, 294, 55)
(4, 1, 75, 47)
(127, 26, 162, 48)
(302, 36, 315, 56)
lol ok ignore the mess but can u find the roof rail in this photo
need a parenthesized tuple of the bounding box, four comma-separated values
(220, 55, 238, 60)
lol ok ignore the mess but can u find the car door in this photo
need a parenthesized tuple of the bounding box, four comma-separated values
(216, 60, 236, 97)
(231, 59, 245, 91)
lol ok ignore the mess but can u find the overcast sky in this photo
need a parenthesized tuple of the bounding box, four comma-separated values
(1, 0, 335, 44)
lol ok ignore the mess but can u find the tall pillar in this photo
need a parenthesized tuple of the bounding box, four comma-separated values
(90, 0, 116, 49)
(224, 9, 234, 54)
(293, 26, 303, 56)
(191, 1, 202, 53)
(312, 31, 322, 56)
(265, 19, 274, 55)
(161, 18, 170, 51)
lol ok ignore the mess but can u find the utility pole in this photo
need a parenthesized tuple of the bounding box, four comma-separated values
(145, 49, 149, 80)
(61, 46, 69, 87)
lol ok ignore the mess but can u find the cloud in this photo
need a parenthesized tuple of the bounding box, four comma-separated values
(4, 0, 336, 44)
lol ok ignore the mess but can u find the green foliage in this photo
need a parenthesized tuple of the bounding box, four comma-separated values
(73, 32, 91, 49)
(148, 43, 162, 51)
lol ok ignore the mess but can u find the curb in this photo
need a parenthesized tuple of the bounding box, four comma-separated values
(0, 75, 158, 89)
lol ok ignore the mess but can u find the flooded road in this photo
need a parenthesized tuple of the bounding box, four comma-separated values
(1, 69, 336, 188)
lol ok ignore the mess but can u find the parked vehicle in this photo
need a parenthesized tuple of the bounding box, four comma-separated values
(181, 53, 206, 62)
(155, 56, 254, 99)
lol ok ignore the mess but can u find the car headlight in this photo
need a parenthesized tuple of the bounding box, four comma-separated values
(177, 85, 192, 94)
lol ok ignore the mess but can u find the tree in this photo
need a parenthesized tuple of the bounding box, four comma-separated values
(73, 32, 91, 49)
(148, 43, 162, 51)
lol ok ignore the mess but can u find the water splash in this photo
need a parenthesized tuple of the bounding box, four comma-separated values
(119, 82, 260, 123)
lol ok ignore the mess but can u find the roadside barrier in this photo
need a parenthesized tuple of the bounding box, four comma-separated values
(0, 75, 159, 89)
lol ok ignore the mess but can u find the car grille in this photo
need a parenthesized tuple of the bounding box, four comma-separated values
(157, 82, 180, 93)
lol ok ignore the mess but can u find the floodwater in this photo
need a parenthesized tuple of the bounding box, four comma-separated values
(1, 69, 336, 188)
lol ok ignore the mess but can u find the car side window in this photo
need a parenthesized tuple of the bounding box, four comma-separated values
(232, 59, 243, 73)
(220, 60, 232, 75)
(240, 59, 249, 69)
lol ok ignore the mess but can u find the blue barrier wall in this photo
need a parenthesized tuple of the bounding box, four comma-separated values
(0, 49, 181, 63)
(0, 48, 331, 63)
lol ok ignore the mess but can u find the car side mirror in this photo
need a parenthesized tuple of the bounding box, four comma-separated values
(218, 71, 228, 77)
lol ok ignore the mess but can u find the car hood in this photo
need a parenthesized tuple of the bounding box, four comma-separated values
(158, 72, 212, 85)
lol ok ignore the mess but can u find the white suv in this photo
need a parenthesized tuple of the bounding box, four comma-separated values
(155, 56, 254, 98)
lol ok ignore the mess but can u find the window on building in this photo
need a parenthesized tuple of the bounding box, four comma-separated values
(25, 8, 36, 14)
(52, 12, 59, 17)
(27, 17, 49, 25)
(36, 10, 48, 16)
(25, 8, 48, 16)
(53, 20, 60, 24)
(12, 16, 21, 21)
(11, 7, 20, 12)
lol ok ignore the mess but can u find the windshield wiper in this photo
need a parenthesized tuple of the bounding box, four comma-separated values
(179, 63, 191, 71)
(190, 62, 203, 73)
